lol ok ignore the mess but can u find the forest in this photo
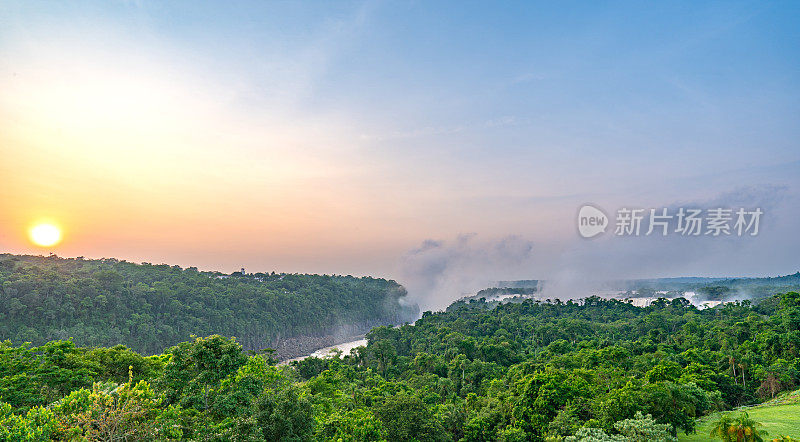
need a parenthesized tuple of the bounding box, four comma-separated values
(0, 254, 418, 355)
(2, 285, 799, 440)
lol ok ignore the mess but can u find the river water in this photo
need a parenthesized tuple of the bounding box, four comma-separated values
(280, 337, 368, 364)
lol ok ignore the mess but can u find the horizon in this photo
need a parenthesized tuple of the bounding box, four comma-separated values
(6, 251, 797, 282)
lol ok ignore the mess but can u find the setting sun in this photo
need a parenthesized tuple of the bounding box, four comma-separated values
(29, 223, 62, 247)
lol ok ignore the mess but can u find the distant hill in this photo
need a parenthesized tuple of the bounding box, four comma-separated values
(494, 279, 540, 289)
(624, 272, 800, 301)
(0, 254, 418, 356)
(496, 273, 800, 302)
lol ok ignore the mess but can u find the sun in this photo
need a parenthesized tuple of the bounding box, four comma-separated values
(29, 223, 62, 247)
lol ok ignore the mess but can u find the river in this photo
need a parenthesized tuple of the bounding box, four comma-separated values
(279, 337, 368, 364)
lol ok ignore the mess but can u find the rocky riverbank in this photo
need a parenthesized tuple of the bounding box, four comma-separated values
(269, 319, 410, 361)
(272, 334, 367, 361)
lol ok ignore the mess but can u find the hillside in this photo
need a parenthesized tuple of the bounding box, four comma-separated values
(0, 254, 418, 356)
(679, 389, 800, 440)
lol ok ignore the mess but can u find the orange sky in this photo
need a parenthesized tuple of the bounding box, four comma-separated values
(0, 57, 554, 275)
(0, 34, 555, 275)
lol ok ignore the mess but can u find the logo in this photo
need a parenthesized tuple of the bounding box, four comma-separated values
(578, 205, 608, 238)
(576, 204, 762, 238)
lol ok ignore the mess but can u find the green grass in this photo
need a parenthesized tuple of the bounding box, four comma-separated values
(679, 392, 800, 441)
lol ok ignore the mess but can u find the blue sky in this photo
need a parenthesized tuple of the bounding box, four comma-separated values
(1, 1, 798, 299)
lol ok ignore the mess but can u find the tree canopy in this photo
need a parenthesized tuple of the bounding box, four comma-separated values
(0, 254, 418, 355)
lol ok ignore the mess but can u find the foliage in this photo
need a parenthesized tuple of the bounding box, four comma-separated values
(0, 254, 417, 354)
(710, 411, 767, 442)
(564, 427, 627, 442)
(231, 387, 315, 441)
(67, 379, 160, 440)
(0, 402, 57, 441)
(373, 394, 449, 442)
(614, 412, 676, 441)
(318, 408, 384, 442)
(157, 335, 249, 409)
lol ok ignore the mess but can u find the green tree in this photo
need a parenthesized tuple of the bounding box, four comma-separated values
(233, 387, 314, 442)
(710, 411, 767, 442)
(374, 394, 449, 442)
(157, 335, 248, 409)
(613, 412, 676, 442)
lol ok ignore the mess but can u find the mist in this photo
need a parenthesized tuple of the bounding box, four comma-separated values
(397, 234, 537, 311)
(398, 185, 800, 311)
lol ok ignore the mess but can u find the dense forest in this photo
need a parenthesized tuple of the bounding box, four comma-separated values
(2, 289, 799, 441)
(620, 273, 800, 301)
(0, 254, 418, 355)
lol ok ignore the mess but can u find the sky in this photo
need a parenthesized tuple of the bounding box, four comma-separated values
(1, 1, 798, 306)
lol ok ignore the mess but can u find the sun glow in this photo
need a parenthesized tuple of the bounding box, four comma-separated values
(29, 223, 62, 247)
